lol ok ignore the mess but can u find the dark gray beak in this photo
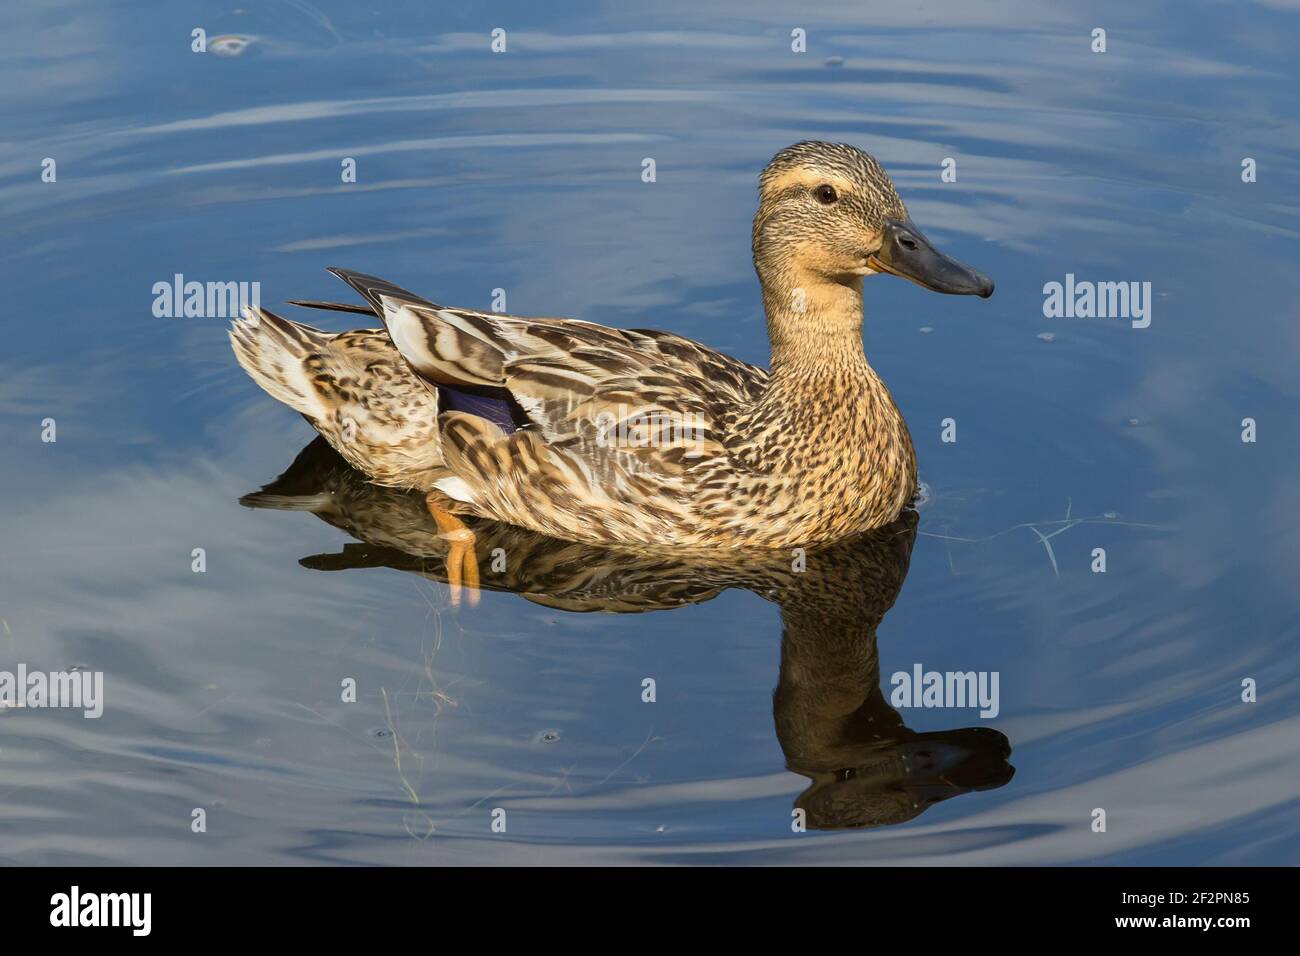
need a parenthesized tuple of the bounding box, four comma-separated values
(870, 217, 994, 298)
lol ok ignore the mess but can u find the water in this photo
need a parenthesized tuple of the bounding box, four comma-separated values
(2, 0, 1298, 864)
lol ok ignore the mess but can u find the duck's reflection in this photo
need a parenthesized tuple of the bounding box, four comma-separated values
(243, 438, 1014, 829)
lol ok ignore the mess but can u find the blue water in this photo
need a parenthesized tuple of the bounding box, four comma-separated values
(1, 0, 1298, 864)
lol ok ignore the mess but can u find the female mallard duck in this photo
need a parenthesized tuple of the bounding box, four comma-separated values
(231, 141, 992, 565)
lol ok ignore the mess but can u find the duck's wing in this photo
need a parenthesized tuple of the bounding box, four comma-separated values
(327, 268, 763, 396)
(327, 268, 768, 543)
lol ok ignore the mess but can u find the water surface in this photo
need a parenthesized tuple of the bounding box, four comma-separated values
(2, 0, 1298, 864)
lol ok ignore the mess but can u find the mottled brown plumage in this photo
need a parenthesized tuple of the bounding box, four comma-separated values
(228, 306, 445, 489)
(230, 142, 993, 549)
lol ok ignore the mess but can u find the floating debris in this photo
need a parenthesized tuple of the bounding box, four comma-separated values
(914, 481, 933, 508)
(209, 35, 253, 58)
(1037, 332, 1056, 342)
(824, 56, 845, 67)
(919, 326, 933, 334)
(536, 729, 561, 744)
(1126, 418, 1141, 427)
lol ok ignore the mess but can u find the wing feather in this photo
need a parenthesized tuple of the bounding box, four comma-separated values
(324, 269, 769, 542)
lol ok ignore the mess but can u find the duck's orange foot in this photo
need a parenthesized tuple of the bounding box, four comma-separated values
(425, 492, 480, 608)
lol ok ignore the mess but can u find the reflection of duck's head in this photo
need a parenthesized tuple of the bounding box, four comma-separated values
(789, 728, 1014, 829)
(242, 439, 1013, 829)
(769, 510, 1014, 828)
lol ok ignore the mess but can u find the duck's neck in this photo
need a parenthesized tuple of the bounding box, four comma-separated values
(753, 273, 916, 507)
(762, 275, 870, 382)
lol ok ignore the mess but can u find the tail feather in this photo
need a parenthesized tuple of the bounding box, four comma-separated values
(286, 299, 376, 317)
(228, 307, 330, 419)
(230, 303, 447, 489)
(326, 267, 441, 317)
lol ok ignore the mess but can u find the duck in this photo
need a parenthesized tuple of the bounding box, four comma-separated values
(230, 141, 993, 584)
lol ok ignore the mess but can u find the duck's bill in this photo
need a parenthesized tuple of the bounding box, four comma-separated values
(869, 218, 994, 298)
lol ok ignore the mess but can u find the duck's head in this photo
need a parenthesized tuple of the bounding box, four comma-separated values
(752, 142, 994, 312)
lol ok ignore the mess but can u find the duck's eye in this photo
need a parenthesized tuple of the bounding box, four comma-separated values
(813, 184, 838, 205)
